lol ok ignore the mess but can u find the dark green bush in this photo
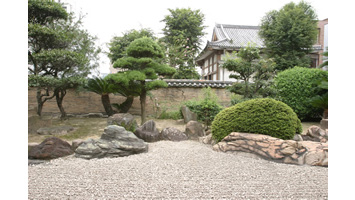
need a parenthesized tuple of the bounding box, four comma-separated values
(273, 67, 328, 121)
(211, 98, 302, 142)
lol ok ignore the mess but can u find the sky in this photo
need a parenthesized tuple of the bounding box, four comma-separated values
(60, 0, 329, 75)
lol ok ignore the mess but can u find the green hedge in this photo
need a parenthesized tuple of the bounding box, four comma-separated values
(273, 67, 328, 121)
(211, 98, 302, 142)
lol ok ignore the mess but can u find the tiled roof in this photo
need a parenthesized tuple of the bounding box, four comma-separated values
(163, 79, 233, 88)
(210, 24, 264, 48)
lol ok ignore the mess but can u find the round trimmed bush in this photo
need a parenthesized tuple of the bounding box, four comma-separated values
(273, 67, 328, 121)
(211, 98, 302, 142)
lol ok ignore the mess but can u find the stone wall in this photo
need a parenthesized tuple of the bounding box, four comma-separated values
(28, 85, 232, 117)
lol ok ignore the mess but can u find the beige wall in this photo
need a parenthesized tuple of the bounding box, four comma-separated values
(28, 87, 232, 117)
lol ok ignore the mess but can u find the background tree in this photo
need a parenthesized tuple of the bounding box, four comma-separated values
(221, 43, 276, 99)
(161, 8, 206, 78)
(28, 0, 100, 119)
(259, 1, 318, 71)
(107, 28, 156, 64)
(113, 37, 176, 123)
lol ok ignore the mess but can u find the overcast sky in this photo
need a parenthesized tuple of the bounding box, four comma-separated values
(60, 0, 328, 75)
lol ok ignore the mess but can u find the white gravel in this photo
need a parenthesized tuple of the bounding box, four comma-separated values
(28, 140, 328, 199)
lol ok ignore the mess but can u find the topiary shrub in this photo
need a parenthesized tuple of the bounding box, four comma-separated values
(211, 98, 302, 142)
(273, 67, 328, 121)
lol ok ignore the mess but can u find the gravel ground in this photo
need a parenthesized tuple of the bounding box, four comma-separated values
(28, 141, 328, 199)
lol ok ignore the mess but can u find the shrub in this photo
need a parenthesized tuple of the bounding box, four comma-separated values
(158, 110, 183, 120)
(184, 87, 223, 128)
(211, 98, 302, 142)
(273, 67, 328, 121)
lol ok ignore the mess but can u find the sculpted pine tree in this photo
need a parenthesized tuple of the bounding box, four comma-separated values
(113, 37, 176, 124)
(28, 0, 100, 119)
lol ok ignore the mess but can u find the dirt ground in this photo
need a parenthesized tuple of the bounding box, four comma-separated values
(28, 115, 187, 144)
(28, 115, 319, 144)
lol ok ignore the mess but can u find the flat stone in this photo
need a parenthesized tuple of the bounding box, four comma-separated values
(37, 126, 74, 135)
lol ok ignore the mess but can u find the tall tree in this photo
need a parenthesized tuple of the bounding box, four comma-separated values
(161, 8, 206, 78)
(259, 1, 318, 71)
(113, 37, 176, 124)
(222, 43, 276, 99)
(28, 0, 100, 119)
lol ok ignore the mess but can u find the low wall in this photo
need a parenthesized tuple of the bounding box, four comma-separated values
(28, 80, 233, 117)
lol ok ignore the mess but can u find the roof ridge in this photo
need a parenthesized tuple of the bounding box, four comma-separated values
(216, 23, 260, 29)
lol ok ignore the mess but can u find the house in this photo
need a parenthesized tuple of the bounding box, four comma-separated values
(196, 20, 328, 81)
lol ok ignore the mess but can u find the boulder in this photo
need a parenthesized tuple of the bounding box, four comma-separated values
(28, 137, 74, 160)
(199, 134, 217, 145)
(107, 113, 137, 132)
(37, 126, 74, 135)
(320, 119, 328, 130)
(181, 105, 198, 123)
(71, 139, 85, 151)
(134, 120, 160, 142)
(293, 134, 303, 141)
(75, 125, 148, 159)
(185, 121, 205, 140)
(160, 127, 188, 141)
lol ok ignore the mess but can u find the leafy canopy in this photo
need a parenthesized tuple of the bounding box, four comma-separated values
(222, 43, 276, 99)
(259, 1, 318, 70)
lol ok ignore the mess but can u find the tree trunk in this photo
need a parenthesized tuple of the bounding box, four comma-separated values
(140, 90, 147, 125)
(36, 88, 55, 117)
(119, 96, 134, 113)
(55, 89, 67, 120)
(101, 94, 114, 116)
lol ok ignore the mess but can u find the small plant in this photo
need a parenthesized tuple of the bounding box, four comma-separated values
(184, 87, 223, 128)
(158, 110, 183, 120)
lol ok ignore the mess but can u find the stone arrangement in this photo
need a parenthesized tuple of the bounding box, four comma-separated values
(28, 137, 74, 160)
(75, 125, 148, 159)
(160, 127, 188, 141)
(134, 120, 161, 142)
(212, 132, 328, 167)
(181, 105, 197, 123)
(37, 125, 74, 136)
(185, 120, 205, 140)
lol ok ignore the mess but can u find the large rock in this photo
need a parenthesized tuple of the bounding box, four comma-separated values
(181, 105, 198, 123)
(75, 125, 148, 159)
(199, 134, 217, 145)
(212, 132, 328, 167)
(107, 113, 137, 132)
(28, 137, 74, 160)
(185, 121, 205, 140)
(37, 126, 74, 135)
(160, 127, 188, 141)
(134, 120, 160, 142)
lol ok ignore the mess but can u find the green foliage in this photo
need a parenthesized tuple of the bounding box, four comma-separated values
(211, 98, 302, 142)
(158, 110, 183, 120)
(107, 28, 156, 64)
(259, 1, 318, 71)
(113, 37, 176, 123)
(222, 43, 276, 99)
(184, 87, 223, 127)
(273, 67, 328, 121)
(28, 0, 68, 25)
(162, 8, 206, 57)
(161, 8, 206, 79)
(28, 0, 100, 118)
(86, 77, 116, 95)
